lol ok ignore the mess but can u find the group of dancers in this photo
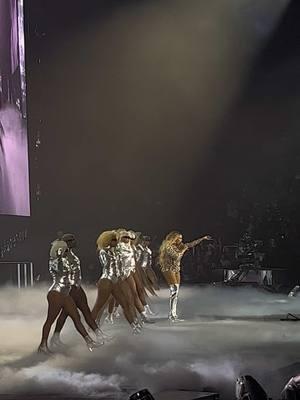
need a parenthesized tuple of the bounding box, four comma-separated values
(38, 229, 211, 354)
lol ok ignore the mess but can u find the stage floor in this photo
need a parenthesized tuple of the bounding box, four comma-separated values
(1, 284, 300, 399)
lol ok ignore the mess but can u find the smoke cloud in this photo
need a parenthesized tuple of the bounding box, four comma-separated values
(0, 284, 299, 399)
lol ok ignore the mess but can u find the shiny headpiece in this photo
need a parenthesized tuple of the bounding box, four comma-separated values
(62, 233, 76, 242)
(96, 231, 117, 250)
(117, 230, 131, 240)
(128, 230, 137, 240)
(50, 240, 68, 258)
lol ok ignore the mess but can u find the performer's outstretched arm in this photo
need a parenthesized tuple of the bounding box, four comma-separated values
(186, 235, 212, 248)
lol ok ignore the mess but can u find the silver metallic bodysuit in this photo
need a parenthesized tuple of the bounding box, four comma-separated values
(66, 250, 82, 287)
(134, 244, 143, 264)
(99, 247, 120, 283)
(140, 245, 152, 269)
(116, 242, 136, 279)
(48, 256, 72, 295)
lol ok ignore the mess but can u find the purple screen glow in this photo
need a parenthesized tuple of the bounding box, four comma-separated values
(0, 0, 30, 217)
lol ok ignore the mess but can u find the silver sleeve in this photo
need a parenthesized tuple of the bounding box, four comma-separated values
(147, 247, 153, 268)
(99, 249, 109, 268)
(69, 252, 82, 286)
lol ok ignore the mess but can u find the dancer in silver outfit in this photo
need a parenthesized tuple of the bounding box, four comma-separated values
(50, 233, 106, 348)
(141, 235, 160, 293)
(133, 234, 158, 315)
(91, 231, 141, 334)
(116, 230, 154, 324)
(116, 231, 136, 279)
(98, 230, 156, 326)
(38, 239, 100, 354)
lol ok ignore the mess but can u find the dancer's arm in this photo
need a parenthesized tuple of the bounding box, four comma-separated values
(147, 248, 152, 269)
(186, 235, 212, 249)
(69, 252, 82, 287)
(97, 249, 108, 286)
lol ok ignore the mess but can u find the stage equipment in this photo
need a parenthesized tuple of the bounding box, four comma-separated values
(0, 261, 34, 287)
(236, 375, 268, 400)
(281, 375, 300, 400)
(130, 389, 219, 400)
(280, 313, 300, 322)
(217, 232, 286, 286)
(130, 389, 155, 400)
(288, 286, 300, 297)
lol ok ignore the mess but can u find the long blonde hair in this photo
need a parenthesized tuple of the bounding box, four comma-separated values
(158, 231, 181, 265)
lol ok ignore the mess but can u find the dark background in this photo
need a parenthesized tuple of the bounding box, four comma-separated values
(1, 0, 300, 284)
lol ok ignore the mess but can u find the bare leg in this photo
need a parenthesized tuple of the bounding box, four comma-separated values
(127, 274, 144, 313)
(76, 286, 98, 331)
(62, 295, 89, 338)
(105, 296, 115, 323)
(39, 291, 64, 352)
(112, 284, 135, 324)
(108, 297, 115, 314)
(117, 280, 143, 333)
(119, 279, 138, 320)
(133, 271, 147, 307)
(53, 286, 79, 334)
(146, 267, 160, 290)
(53, 309, 68, 334)
(91, 279, 113, 320)
(51, 286, 98, 347)
(62, 295, 102, 351)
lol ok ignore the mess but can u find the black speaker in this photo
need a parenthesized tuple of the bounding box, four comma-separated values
(282, 376, 300, 400)
(129, 388, 155, 400)
(236, 375, 268, 400)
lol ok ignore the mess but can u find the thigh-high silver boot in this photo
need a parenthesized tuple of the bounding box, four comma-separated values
(169, 284, 184, 322)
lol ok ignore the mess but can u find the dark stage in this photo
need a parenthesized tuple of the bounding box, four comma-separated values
(1, 0, 300, 399)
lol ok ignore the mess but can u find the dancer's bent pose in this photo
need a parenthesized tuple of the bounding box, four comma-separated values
(140, 235, 160, 293)
(131, 232, 154, 315)
(91, 231, 141, 334)
(116, 230, 153, 324)
(134, 234, 158, 315)
(50, 233, 105, 348)
(159, 231, 211, 322)
(38, 240, 100, 354)
(143, 235, 159, 290)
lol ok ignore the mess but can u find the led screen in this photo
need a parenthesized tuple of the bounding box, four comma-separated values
(0, 0, 30, 216)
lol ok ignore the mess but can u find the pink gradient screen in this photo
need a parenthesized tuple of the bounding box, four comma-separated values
(0, 0, 30, 216)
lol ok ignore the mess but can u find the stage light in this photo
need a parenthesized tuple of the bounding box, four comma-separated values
(236, 375, 268, 400)
(288, 286, 300, 298)
(281, 375, 300, 399)
(129, 388, 155, 400)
